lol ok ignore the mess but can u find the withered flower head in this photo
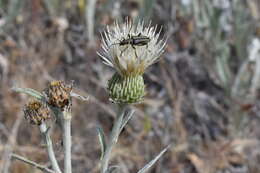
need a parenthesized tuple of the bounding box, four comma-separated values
(44, 81, 72, 110)
(24, 100, 51, 125)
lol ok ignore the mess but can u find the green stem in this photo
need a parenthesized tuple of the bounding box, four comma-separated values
(39, 123, 62, 173)
(62, 111, 72, 173)
(11, 153, 56, 173)
(101, 104, 127, 173)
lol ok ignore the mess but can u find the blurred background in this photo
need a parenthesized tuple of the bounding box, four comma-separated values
(0, 0, 260, 172)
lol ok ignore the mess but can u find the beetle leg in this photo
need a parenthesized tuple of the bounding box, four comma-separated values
(120, 46, 129, 56)
(131, 45, 138, 58)
(134, 50, 138, 59)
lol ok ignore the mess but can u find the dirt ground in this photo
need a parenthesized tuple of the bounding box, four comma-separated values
(0, 0, 260, 173)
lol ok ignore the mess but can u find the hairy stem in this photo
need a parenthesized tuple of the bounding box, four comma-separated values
(101, 105, 127, 173)
(11, 153, 56, 173)
(39, 123, 62, 173)
(62, 110, 72, 173)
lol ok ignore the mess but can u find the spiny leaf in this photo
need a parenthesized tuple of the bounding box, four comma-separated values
(12, 87, 44, 100)
(137, 145, 170, 173)
(97, 127, 107, 160)
(120, 109, 135, 132)
(70, 92, 89, 101)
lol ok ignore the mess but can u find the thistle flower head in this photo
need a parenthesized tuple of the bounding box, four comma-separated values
(24, 100, 51, 125)
(44, 80, 72, 111)
(98, 19, 166, 104)
(98, 19, 166, 77)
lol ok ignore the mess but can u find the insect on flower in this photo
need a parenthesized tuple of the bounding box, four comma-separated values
(119, 33, 150, 47)
(110, 33, 151, 58)
(98, 19, 166, 103)
(98, 19, 166, 77)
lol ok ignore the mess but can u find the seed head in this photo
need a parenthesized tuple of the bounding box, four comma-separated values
(44, 81, 72, 110)
(24, 100, 51, 125)
(98, 19, 166, 77)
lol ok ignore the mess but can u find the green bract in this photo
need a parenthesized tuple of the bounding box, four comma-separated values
(108, 72, 145, 104)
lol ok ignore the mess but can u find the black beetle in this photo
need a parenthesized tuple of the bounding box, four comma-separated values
(111, 33, 151, 58)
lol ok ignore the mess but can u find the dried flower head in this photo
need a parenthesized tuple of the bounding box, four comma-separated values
(24, 100, 51, 125)
(98, 19, 166, 104)
(44, 81, 72, 110)
(98, 19, 166, 76)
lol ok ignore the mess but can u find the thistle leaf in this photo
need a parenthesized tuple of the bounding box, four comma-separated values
(97, 127, 107, 160)
(105, 166, 119, 173)
(70, 92, 89, 101)
(137, 145, 170, 173)
(120, 109, 135, 132)
(12, 87, 44, 100)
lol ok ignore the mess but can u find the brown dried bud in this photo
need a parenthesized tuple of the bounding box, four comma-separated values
(24, 100, 51, 125)
(44, 81, 72, 110)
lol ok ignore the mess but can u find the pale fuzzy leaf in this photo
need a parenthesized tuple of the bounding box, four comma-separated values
(106, 166, 120, 173)
(70, 92, 89, 101)
(12, 87, 44, 100)
(97, 127, 107, 160)
(120, 109, 135, 132)
(137, 145, 170, 173)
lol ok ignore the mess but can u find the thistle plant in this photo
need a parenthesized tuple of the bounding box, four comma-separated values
(11, 19, 168, 173)
(98, 19, 168, 173)
(12, 81, 87, 173)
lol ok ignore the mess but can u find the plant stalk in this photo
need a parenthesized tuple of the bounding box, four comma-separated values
(62, 110, 72, 173)
(39, 123, 62, 173)
(101, 105, 127, 173)
(11, 153, 56, 173)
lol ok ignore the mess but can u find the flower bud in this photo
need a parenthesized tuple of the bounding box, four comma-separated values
(24, 100, 51, 125)
(108, 72, 145, 104)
